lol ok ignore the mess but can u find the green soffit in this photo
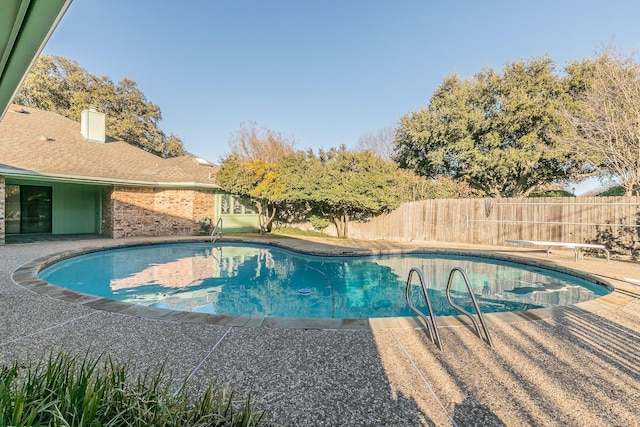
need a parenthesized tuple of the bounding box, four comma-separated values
(0, 0, 73, 119)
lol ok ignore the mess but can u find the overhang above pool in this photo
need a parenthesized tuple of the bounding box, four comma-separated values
(0, 0, 73, 121)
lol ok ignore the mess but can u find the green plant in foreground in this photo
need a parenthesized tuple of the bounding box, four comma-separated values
(0, 351, 273, 426)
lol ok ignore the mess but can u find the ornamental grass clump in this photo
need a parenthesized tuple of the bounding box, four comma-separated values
(0, 351, 271, 426)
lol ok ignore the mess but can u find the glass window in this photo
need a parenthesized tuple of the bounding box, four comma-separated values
(20, 185, 52, 233)
(233, 196, 243, 214)
(243, 198, 255, 214)
(220, 194, 230, 214)
(220, 194, 256, 215)
(5, 185, 20, 234)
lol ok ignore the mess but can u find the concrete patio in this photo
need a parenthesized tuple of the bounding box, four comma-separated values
(1, 235, 638, 426)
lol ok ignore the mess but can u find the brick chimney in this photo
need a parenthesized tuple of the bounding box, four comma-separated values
(81, 106, 106, 143)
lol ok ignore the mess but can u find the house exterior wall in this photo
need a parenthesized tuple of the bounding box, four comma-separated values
(0, 176, 5, 245)
(101, 187, 114, 237)
(1, 178, 101, 241)
(51, 183, 101, 234)
(216, 193, 260, 232)
(193, 189, 216, 223)
(105, 186, 217, 239)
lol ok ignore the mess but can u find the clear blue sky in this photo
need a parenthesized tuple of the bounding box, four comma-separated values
(44, 0, 640, 178)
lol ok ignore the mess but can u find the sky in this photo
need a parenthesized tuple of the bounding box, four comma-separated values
(42, 1, 640, 192)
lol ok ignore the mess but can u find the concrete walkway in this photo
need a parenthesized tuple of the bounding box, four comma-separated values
(1, 235, 638, 426)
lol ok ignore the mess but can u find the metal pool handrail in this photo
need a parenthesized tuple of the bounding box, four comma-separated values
(210, 217, 223, 243)
(445, 267, 494, 348)
(404, 267, 443, 351)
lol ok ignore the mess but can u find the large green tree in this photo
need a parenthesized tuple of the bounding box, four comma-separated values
(281, 146, 403, 238)
(394, 56, 587, 197)
(13, 55, 185, 158)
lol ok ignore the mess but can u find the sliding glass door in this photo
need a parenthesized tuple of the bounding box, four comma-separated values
(19, 185, 52, 234)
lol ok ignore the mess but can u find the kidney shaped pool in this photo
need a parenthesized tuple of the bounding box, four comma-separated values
(37, 242, 611, 320)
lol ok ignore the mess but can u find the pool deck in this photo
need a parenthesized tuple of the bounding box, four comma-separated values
(1, 235, 639, 426)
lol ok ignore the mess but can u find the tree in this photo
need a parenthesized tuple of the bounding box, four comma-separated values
(228, 121, 295, 163)
(563, 47, 640, 195)
(13, 55, 185, 158)
(281, 147, 403, 238)
(355, 126, 396, 161)
(394, 56, 588, 197)
(216, 155, 283, 234)
(216, 124, 296, 233)
(394, 170, 467, 201)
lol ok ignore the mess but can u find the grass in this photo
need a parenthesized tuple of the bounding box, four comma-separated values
(271, 226, 331, 238)
(0, 351, 273, 426)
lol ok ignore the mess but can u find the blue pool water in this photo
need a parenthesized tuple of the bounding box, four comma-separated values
(38, 242, 610, 319)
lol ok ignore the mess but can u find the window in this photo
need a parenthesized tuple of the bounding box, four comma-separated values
(233, 197, 243, 214)
(220, 194, 231, 214)
(242, 198, 255, 214)
(5, 185, 53, 234)
(219, 194, 255, 215)
(5, 185, 20, 234)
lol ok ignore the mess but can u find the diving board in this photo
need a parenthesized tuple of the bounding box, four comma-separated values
(504, 239, 610, 262)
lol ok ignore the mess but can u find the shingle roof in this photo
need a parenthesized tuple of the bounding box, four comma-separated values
(0, 106, 219, 187)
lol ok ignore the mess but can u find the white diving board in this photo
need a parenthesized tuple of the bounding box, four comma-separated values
(504, 239, 610, 262)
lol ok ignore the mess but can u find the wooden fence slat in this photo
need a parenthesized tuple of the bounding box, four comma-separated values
(345, 197, 640, 255)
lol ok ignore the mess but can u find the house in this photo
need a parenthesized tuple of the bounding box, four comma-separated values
(0, 105, 259, 244)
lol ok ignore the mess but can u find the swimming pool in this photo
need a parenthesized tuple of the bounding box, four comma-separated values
(38, 242, 610, 319)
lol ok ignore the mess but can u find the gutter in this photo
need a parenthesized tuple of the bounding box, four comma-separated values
(0, 168, 221, 190)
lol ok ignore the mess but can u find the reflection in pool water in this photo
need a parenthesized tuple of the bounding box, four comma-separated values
(39, 242, 610, 319)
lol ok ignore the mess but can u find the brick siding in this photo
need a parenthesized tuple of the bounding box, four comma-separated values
(101, 187, 114, 238)
(104, 186, 216, 239)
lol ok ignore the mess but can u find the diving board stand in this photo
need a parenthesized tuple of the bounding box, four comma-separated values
(505, 240, 610, 262)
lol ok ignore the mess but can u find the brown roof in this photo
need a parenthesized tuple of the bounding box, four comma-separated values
(0, 106, 219, 187)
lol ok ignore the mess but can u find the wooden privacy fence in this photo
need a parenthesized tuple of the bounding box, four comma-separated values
(345, 196, 640, 256)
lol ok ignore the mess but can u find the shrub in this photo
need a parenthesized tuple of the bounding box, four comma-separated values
(599, 186, 626, 196)
(308, 214, 331, 230)
(199, 217, 213, 235)
(0, 351, 271, 426)
(529, 189, 575, 197)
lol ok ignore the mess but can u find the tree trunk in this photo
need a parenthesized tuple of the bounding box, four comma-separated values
(253, 200, 275, 234)
(333, 217, 344, 238)
(333, 213, 350, 238)
(264, 204, 277, 232)
(344, 213, 349, 237)
(254, 201, 265, 234)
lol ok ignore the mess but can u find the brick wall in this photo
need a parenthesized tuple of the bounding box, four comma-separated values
(101, 187, 114, 238)
(0, 176, 5, 245)
(105, 186, 216, 239)
(193, 189, 217, 222)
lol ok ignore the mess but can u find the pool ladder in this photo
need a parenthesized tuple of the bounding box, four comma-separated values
(210, 217, 223, 243)
(405, 267, 494, 351)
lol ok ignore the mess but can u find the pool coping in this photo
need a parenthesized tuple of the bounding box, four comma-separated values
(11, 236, 637, 330)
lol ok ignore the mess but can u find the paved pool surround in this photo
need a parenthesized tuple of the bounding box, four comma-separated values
(1, 235, 639, 426)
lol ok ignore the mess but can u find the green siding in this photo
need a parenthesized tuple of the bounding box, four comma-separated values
(216, 192, 260, 232)
(218, 214, 259, 232)
(5, 179, 101, 234)
(52, 183, 100, 234)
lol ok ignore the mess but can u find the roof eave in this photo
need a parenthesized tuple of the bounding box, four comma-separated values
(0, 168, 220, 189)
(0, 0, 74, 121)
